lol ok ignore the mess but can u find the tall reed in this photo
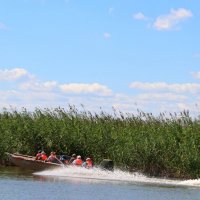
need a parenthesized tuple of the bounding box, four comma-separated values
(0, 106, 200, 179)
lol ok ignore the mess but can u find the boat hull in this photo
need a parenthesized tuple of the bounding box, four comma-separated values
(6, 153, 62, 171)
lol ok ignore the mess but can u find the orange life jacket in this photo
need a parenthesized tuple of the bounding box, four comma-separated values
(41, 154, 47, 161)
(75, 158, 83, 166)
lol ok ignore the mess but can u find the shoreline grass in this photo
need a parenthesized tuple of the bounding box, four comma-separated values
(0, 106, 200, 179)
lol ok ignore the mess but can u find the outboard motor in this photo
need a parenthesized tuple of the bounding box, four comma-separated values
(99, 159, 114, 171)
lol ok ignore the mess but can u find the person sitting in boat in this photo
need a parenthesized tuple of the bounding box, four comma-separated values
(35, 150, 42, 160)
(40, 151, 47, 161)
(46, 151, 60, 164)
(59, 154, 71, 165)
(69, 153, 76, 164)
(72, 155, 83, 166)
(82, 157, 93, 169)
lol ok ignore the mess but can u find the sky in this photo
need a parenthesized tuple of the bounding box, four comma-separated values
(0, 0, 200, 117)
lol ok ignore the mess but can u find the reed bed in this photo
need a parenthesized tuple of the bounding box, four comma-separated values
(0, 106, 200, 179)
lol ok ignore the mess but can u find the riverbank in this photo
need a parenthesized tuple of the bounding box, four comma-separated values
(0, 107, 200, 179)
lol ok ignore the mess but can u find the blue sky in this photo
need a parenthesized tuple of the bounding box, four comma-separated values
(0, 0, 200, 116)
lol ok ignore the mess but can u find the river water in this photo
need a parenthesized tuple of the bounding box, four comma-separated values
(1, 166, 200, 200)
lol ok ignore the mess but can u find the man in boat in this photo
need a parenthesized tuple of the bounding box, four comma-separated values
(35, 150, 42, 160)
(40, 151, 47, 161)
(46, 151, 60, 164)
(82, 157, 93, 169)
(35, 150, 47, 161)
(59, 154, 71, 165)
(69, 153, 76, 164)
(72, 155, 83, 166)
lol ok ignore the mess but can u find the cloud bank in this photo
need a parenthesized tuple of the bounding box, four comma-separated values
(129, 81, 200, 93)
(1, 68, 200, 116)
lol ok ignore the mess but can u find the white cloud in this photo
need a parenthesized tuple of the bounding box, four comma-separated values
(0, 89, 64, 110)
(104, 32, 111, 39)
(133, 12, 148, 20)
(153, 8, 192, 31)
(129, 81, 200, 93)
(43, 81, 58, 88)
(0, 68, 29, 81)
(20, 79, 112, 97)
(20, 80, 58, 91)
(59, 83, 112, 96)
(137, 93, 186, 101)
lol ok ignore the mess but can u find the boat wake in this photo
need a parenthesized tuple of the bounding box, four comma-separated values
(34, 166, 200, 187)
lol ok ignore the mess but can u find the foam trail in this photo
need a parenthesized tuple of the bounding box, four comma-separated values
(34, 167, 200, 187)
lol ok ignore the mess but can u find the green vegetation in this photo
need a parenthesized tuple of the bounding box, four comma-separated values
(1, 106, 200, 179)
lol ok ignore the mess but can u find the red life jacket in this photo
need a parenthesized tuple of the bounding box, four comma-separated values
(41, 154, 47, 161)
(75, 158, 83, 166)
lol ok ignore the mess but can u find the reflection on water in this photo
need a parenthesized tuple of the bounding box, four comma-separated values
(0, 165, 34, 180)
